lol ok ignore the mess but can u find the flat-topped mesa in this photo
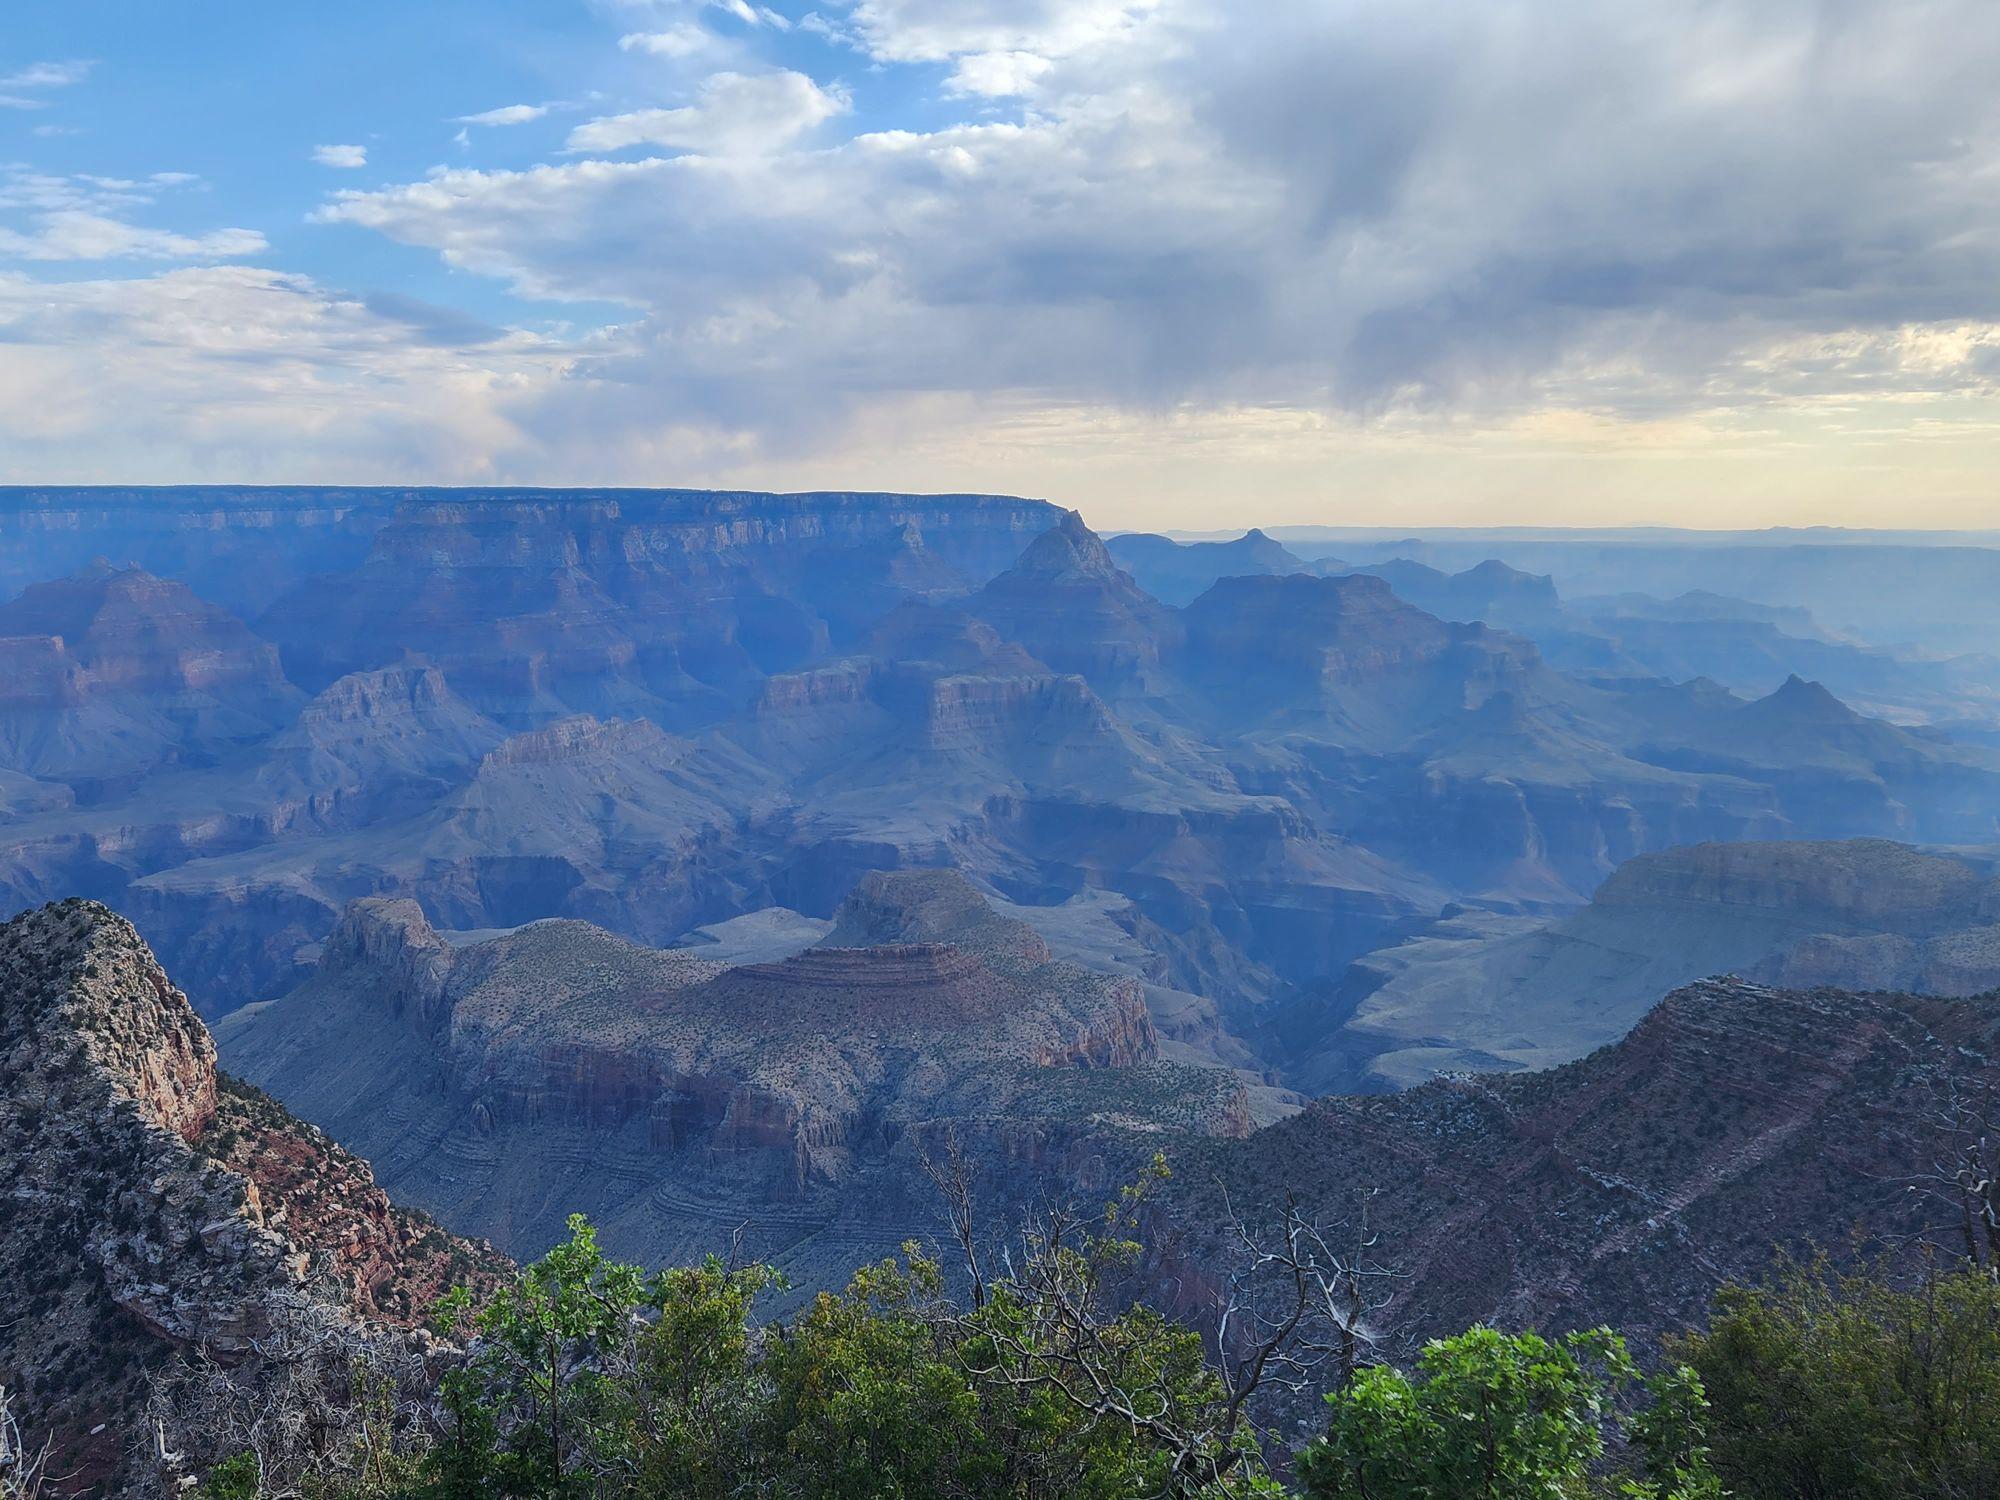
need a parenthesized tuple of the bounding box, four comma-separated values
(733, 942, 987, 990)
(1595, 837, 2000, 934)
(0, 899, 506, 1494)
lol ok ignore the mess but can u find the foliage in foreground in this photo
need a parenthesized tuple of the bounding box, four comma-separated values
(182, 1190, 1737, 1499)
(1298, 1326, 1721, 1500)
(180, 1190, 2000, 1499)
(1673, 1258, 2000, 1500)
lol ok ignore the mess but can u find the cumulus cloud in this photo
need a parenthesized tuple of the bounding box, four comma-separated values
(457, 103, 548, 126)
(314, 0, 2000, 437)
(844, 0, 1157, 62)
(564, 70, 846, 155)
(312, 143, 368, 168)
(945, 51, 1053, 97)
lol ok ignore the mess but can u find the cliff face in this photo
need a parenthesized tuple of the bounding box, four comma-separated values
(0, 565, 301, 788)
(0, 487, 395, 617)
(971, 511, 1181, 693)
(257, 491, 1057, 721)
(0, 899, 505, 1496)
(223, 873, 1245, 1291)
(9, 495, 2000, 1084)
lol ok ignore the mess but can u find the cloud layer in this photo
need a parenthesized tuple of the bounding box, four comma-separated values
(324, 2, 2000, 423)
(5, 1, 2000, 524)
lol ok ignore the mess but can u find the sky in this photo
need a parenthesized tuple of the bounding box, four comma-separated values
(2, 0, 1998, 531)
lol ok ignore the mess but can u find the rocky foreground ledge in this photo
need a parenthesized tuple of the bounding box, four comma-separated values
(0, 898, 506, 1495)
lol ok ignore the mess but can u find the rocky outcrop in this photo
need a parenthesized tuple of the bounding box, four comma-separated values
(0, 899, 505, 1495)
(971, 511, 1180, 693)
(819, 868, 1053, 964)
(1174, 572, 1528, 731)
(223, 874, 1241, 1291)
(1180, 975, 2000, 1363)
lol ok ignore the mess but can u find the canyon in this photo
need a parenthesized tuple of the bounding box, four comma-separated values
(9, 492, 2000, 1489)
(7, 489, 1999, 1073)
(219, 871, 1251, 1284)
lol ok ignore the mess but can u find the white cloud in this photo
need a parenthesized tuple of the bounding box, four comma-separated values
(314, 0, 2000, 445)
(606, 0, 787, 30)
(457, 103, 548, 127)
(703, 0, 789, 28)
(619, 26, 715, 58)
(564, 70, 845, 155)
(0, 266, 569, 482)
(844, 0, 1157, 62)
(12, 0, 2000, 525)
(312, 143, 369, 169)
(0, 210, 266, 261)
(0, 167, 259, 261)
(945, 50, 1053, 97)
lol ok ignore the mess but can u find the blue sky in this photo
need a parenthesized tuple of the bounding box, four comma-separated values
(3, 2, 1999, 530)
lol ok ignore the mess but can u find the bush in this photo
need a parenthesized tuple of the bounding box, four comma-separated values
(1673, 1258, 2000, 1500)
(1297, 1326, 1721, 1500)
